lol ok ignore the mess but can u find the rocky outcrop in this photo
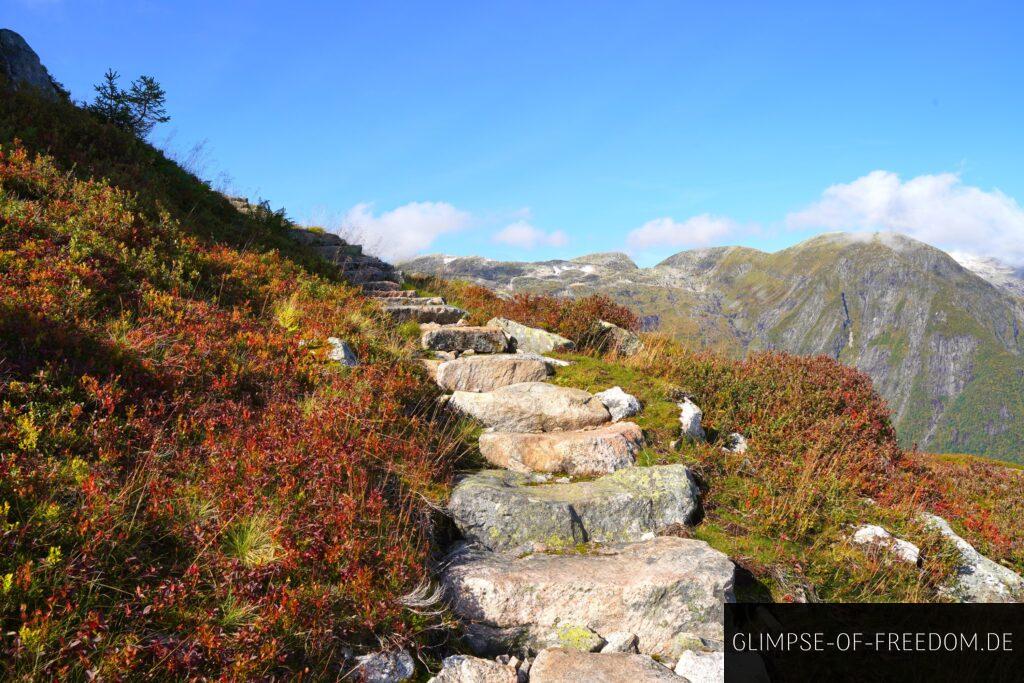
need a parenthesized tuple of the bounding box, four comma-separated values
(447, 466, 699, 552)
(529, 649, 680, 682)
(422, 326, 510, 354)
(427, 655, 518, 683)
(593, 386, 642, 422)
(487, 318, 575, 355)
(924, 514, 1024, 602)
(478, 422, 643, 476)
(436, 354, 554, 392)
(588, 320, 642, 356)
(0, 29, 60, 99)
(442, 537, 734, 658)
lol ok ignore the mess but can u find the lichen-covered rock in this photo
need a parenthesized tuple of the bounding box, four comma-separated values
(436, 354, 553, 392)
(422, 326, 510, 354)
(447, 466, 699, 553)
(427, 655, 517, 683)
(487, 317, 575, 354)
(924, 514, 1024, 602)
(544, 624, 605, 652)
(326, 337, 359, 366)
(478, 422, 643, 476)
(442, 537, 734, 658)
(386, 304, 466, 325)
(447, 382, 610, 432)
(851, 524, 921, 565)
(673, 651, 725, 683)
(589, 320, 642, 356)
(353, 649, 415, 682)
(529, 649, 681, 682)
(594, 386, 642, 422)
(678, 398, 706, 441)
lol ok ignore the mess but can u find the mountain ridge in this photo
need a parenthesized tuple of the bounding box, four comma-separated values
(403, 232, 1024, 462)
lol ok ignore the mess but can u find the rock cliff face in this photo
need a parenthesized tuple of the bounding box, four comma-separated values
(403, 232, 1024, 463)
(0, 29, 61, 99)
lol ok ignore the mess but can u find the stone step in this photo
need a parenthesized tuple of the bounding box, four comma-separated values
(441, 536, 734, 659)
(530, 649, 682, 682)
(435, 353, 554, 392)
(385, 304, 467, 325)
(371, 289, 418, 298)
(345, 268, 395, 284)
(479, 422, 643, 476)
(421, 325, 510, 354)
(361, 281, 402, 292)
(447, 465, 699, 553)
(376, 295, 446, 306)
(446, 382, 610, 432)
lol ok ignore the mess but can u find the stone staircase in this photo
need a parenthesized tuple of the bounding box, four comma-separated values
(382, 284, 735, 682)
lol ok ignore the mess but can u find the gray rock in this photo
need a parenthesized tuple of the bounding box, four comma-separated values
(436, 354, 553, 392)
(594, 386, 643, 422)
(924, 513, 1024, 602)
(0, 29, 60, 99)
(722, 432, 748, 453)
(447, 465, 700, 553)
(379, 296, 446, 306)
(478, 422, 643, 476)
(326, 337, 359, 367)
(678, 398, 706, 441)
(362, 281, 402, 292)
(443, 537, 733, 659)
(673, 651, 724, 683)
(487, 318, 575, 355)
(386, 304, 466, 325)
(600, 632, 640, 654)
(422, 326, 510, 354)
(589, 320, 643, 356)
(427, 655, 517, 683)
(447, 382, 610, 432)
(353, 649, 415, 682)
(851, 524, 921, 565)
(530, 649, 681, 682)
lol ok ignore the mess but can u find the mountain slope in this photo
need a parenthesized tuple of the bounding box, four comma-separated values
(403, 233, 1024, 462)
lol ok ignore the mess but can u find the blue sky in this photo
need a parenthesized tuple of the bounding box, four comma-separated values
(8, 1, 1024, 265)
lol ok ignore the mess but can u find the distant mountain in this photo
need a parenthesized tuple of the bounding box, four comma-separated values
(403, 232, 1024, 463)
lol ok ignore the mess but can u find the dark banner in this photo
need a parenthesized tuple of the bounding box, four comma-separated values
(725, 603, 1024, 682)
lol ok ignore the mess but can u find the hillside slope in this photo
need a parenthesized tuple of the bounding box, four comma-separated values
(404, 233, 1024, 462)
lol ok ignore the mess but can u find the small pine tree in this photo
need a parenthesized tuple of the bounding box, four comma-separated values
(89, 69, 170, 138)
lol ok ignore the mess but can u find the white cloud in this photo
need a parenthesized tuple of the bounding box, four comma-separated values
(786, 171, 1024, 265)
(493, 220, 569, 249)
(339, 201, 471, 262)
(625, 214, 743, 251)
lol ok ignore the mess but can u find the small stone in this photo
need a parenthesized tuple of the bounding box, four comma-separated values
(851, 524, 921, 565)
(326, 337, 359, 366)
(722, 432, 748, 453)
(354, 649, 415, 682)
(428, 655, 517, 683)
(674, 650, 725, 683)
(594, 386, 643, 422)
(678, 398, 706, 441)
(601, 632, 640, 653)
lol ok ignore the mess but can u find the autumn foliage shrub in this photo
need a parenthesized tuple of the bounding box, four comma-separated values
(0, 104, 461, 676)
(409, 275, 639, 346)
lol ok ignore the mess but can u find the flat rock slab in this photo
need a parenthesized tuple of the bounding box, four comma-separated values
(448, 465, 699, 552)
(427, 655, 518, 683)
(442, 537, 733, 659)
(387, 304, 466, 325)
(530, 649, 681, 682)
(448, 382, 610, 432)
(422, 326, 509, 354)
(487, 317, 575, 354)
(436, 354, 554, 392)
(379, 296, 446, 306)
(362, 281, 402, 292)
(479, 422, 644, 476)
(371, 289, 417, 298)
